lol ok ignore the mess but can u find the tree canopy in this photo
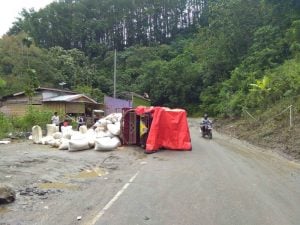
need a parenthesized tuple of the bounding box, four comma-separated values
(1, 0, 300, 116)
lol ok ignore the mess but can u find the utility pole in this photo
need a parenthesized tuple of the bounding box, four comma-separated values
(290, 105, 293, 128)
(113, 49, 117, 98)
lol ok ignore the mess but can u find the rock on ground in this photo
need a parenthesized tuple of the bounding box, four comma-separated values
(0, 184, 16, 204)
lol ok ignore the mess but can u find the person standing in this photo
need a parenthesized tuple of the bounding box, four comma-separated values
(59, 113, 71, 132)
(51, 112, 59, 126)
(77, 114, 85, 130)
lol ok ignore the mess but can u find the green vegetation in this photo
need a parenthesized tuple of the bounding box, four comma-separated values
(0, 113, 13, 138)
(0, 0, 299, 118)
(132, 95, 151, 107)
(0, 107, 52, 138)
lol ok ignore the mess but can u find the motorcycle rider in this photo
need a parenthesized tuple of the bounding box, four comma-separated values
(200, 113, 212, 134)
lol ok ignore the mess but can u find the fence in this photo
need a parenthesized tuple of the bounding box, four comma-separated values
(243, 105, 294, 128)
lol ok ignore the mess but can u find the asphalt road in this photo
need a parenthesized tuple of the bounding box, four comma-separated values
(1, 120, 300, 225)
(86, 121, 300, 225)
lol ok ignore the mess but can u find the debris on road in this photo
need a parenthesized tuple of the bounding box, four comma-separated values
(31, 113, 122, 152)
(0, 184, 16, 204)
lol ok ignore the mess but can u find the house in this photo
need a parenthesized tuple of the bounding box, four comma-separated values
(0, 87, 103, 117)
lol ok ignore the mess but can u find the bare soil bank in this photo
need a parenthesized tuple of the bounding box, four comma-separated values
(214, 118, 300, 161)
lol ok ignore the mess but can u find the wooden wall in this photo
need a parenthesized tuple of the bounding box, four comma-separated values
(66, 103, 85, 113)
(0, 104, 43, 116)
(0, 94, 43, 116)
(0, 91, 102, 116)
(44, 102, 85, 114)
(43, 102, 66, 114)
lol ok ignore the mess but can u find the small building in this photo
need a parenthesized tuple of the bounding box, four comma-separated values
(104, 92, 150, 115)
(0, 87, 103, 117)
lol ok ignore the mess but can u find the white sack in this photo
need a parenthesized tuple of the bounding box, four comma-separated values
(61, 126, 73, 136)
(71, 131, 86, 140)
(95, 126, 105, 132)
(93, 119, 108, 130)
(98, 119, 108, 127)
(86, 129, 96, 136)
(58, 139, 69, 150)
(68, 140, 90, 152)
(94, 137, 121, 151)
(86, 130, 96, 148)
(95, 130, 114, 138)
(32, 125, 43, 144)
(46, 124, 57, 136)
(115, 113, 122, 122)
(63, 133, 72, 140)
(105, 113, 122, 123)
(95, 130, 106, 138)
(79, 125, 88, 134)
(52, 132, 63, 139)
(48, 139, 60, 148)
(106, 119, 112, 124)
(88, 139, 95, 148)
(41, 136, 54, 145)
(107, 122, 121, 136)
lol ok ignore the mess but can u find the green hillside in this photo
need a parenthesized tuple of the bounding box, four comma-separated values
(0, 0, 299, 117)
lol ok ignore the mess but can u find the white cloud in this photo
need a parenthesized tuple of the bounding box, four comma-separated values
(0, 0, 55, 37)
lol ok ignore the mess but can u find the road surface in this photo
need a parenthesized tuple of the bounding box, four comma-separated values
(1, 119, 300, 225)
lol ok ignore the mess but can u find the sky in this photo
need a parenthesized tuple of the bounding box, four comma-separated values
(0, 0, 55, 37)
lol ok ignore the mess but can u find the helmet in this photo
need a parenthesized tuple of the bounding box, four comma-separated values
(204, 114, 208, 119)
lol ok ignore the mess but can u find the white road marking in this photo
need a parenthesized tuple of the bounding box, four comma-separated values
(86, 171, 140, 225)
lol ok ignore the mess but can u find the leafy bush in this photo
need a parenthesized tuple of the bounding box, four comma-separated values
(27, 107, 52, 130)
(11, 107, 52, 132)
(0, 113, 13, 138)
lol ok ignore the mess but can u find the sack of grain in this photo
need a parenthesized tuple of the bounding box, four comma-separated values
(58, 139, 69, 150)
(79, 125, 88, 134)
(94, 137, 121, 151)
(32, 125, 43, 144)
(68, 140, 90, 151)
(46, 124, 58, 136)
(107, 122, 121, 136)
(41, 136, 54, 145)
(52, 132, 63, 140)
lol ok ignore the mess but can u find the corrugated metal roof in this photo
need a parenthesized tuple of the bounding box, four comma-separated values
(37, 87, 77, 94)
(43, 94, 98, 104)
(2, 87, 77, 99)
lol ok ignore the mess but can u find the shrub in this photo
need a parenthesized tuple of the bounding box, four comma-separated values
(12, 107, 52, 132)
(0, 113, 13, 138)
(27, 107, 52, 130)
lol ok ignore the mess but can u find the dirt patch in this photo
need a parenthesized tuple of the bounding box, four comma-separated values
(0, 140, 147, 224)
(214, 117, 300, 161)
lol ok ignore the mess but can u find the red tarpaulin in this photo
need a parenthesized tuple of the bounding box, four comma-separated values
(135, 106, 192, 153)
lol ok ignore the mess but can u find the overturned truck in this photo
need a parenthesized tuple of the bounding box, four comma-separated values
(121, 106, 192, 153)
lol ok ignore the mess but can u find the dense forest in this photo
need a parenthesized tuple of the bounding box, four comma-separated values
(0, 0, 300, 116)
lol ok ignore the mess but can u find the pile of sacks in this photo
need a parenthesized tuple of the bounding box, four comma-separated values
(31, 113, 122, 151)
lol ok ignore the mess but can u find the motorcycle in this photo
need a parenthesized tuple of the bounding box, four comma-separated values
(200, 123, 213, 139)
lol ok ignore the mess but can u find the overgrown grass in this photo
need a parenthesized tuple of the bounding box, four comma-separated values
(0, 106, 52, 139)
(216, 96, 300, 159)
(0, 113, 13, 138)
